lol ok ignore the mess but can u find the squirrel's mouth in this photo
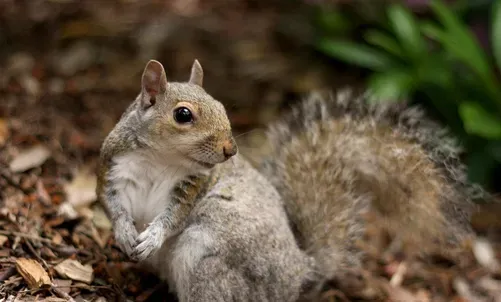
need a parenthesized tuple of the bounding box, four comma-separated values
(185, 156, 215, 169)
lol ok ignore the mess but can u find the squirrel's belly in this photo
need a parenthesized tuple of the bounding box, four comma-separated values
(110, 152, 189, 231)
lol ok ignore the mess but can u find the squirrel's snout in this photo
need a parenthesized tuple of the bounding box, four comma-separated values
(222, 138, 238, 159)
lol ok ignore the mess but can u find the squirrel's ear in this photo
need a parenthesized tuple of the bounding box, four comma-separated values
(141, 60, 168, 108)
(189, 59, 203, 86)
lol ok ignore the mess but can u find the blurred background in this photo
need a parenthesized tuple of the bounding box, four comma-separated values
(1, 0, 500, 192)
(1, 0, 501, 301)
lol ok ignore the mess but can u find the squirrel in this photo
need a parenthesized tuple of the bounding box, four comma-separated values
(96, 59, 484, 301)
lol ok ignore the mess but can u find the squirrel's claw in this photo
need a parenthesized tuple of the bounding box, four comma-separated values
(114, 217, 139, 260)
(133, 222, 165, 261)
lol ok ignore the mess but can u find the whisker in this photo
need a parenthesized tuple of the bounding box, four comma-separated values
(234, 128, 263, 139)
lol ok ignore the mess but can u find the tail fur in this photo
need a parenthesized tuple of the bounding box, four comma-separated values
(261, 88, 485, 279)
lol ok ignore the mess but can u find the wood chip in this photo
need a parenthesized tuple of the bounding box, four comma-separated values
(63, 167, 97, 208)
(54, 259, 94, 284)
(15, 258, 51, 289)
(0, 235, 8, 247)
(472, 237, 500, 273)
(52, 278, 72, 294)
(52, 232, 63, 245)
(9, 145, 51, 173)
(92, 205, 112, 231)
(41, 298, 68, 302)
(382, 282, 421, 302)
(36, 180, 52, 206)
(0, 118, 9, 147)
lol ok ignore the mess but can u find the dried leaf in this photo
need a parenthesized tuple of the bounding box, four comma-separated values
(472, 237, 500, 273)
(41, 298, 68, 302)
(36, 180, 52, 206)
(57, 202, 79, 220)
(92, 205, 112, 231)
(453, 277, 487, 302)
(9, 145, 51, 173)
(15, 258, 51, 289)
(52, 278, 72, 294)
(389, 262, 407, 287)
(383, 283, 420, 302)
(54, 259, 94, 284)
(0, 118, 9, 147)
(52, 233, 63, 245)
(0, 235, 8, 247)
(63, 168, 97, 208)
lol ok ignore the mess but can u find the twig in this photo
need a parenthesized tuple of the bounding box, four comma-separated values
(0, 266, 16, 281)
(24, 239, 50, 271)
(389, 261, 407, 287)
(0, 170, 31, 194)
(51, 283, 76, 302)
(0, 230, 53, 245)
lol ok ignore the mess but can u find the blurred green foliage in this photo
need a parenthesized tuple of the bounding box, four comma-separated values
(315, 0, 501, 191)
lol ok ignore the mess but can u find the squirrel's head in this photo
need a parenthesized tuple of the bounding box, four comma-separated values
(134, 59, 237, 170)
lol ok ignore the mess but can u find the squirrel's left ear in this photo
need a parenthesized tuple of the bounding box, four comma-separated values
(141, 60, 168, 108)
(189, 59, 203, 86)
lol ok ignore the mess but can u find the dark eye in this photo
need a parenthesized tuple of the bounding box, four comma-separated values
(174, 107, 193, 124)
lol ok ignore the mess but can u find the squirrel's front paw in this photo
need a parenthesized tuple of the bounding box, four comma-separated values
(132, 222, 166, 261)
(114, 217, 139, 259)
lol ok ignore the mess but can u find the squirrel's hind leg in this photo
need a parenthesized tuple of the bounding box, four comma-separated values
(184, 256, 251, 302)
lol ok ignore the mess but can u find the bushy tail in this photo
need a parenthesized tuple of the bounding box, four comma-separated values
(260, 88, 485, 279)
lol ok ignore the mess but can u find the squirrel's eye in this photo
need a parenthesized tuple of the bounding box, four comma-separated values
(173, 107, 193, 124)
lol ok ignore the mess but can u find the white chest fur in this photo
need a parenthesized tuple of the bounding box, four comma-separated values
(108, 151, 188, 231)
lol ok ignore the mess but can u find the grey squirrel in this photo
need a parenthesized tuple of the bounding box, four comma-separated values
(96, 59, 483, 301)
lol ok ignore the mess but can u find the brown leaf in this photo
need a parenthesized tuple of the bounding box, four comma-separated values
(52, 278, 72, 294)
(384, 285, 419, 302)
(472, 237, 500, 273)
(92, 205, 112, 231)
(63, 167, 97, 208)
(0, 235, 8, 247)
(40, 246, 58, 259)
(36, 180, 52, 206)
(15, 258, 51, 289)
(54, 259, 94, 284)
(52, 232, 63, 245)
(0, 118, 9, 147)
(0, 249, 10, 258)
(9, 145, 51, 173)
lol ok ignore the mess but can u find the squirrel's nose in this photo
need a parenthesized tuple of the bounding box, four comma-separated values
(222, 139, 237, 159)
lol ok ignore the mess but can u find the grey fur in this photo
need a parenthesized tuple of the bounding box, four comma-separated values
(97, 60, 316, 301)
(162, 156, 316, 302)
(261, 88, 486, 281)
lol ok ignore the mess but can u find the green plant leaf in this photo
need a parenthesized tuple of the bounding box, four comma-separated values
(466, 148, 496, 186)
(492, 0, 501, 73)
(487, 141, 501, 162)
(459, 101, 501, 139)
(364, 30, 404, 58)
(429, 0, 496, 95)
(317, 10, 352, 34)
(420, 21, 446, 40)
(414, 53, 453, 87)
(387, 4, 426, 60)
(367, 69, 415, 100)
(317, 39, 394, 70)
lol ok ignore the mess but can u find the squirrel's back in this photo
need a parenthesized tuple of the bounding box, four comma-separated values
(261, 89, 484, 279)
